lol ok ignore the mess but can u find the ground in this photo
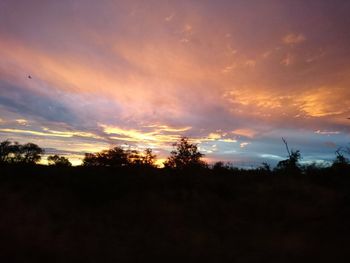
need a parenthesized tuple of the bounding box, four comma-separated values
(1, 166, 350, 262)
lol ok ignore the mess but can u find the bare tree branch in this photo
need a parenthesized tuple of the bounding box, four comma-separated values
(282, 137, 291, 157)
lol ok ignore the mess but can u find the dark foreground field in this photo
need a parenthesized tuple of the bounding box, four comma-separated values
(1, 166, 350, 262)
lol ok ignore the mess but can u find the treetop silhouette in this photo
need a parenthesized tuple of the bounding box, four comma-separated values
(48, 154, 72, 167)
(163, 136, 206, 169)
(0, 140, 43, 164)
(83, 146, 157, 168)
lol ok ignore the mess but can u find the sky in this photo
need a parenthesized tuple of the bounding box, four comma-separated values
(0, 0, 349, 167)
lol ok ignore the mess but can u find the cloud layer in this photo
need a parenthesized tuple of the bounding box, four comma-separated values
(0, 0, 349, 165)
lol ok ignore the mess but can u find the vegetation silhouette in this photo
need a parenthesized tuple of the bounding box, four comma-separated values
(48, 154, 72, 167)
(82, 146, 157, 168)
(0, 140, 43, 165)
(164, 136, 207, 170)
(274, 138, 302, 174)
(332, 147, 350, 172)
(0, 138, 349, 174)
(0, 138, 350, 262)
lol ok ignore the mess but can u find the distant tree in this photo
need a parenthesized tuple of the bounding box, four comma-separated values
(83, 153, 100, 166)
(212, 161, 234, 171)
(83, 146, 130, 167)
(274, 138, 301, 173)
(0, 140, 43, 164)
(0, 140, 12, 163)
(258, 162, 271, 172)
(275, 149, 301, 172)
(126, 149, 142, 165)
(83, 146, 157, 168)
(101, 146, 129, 167)
(332, 148, 349, 170)
(142, 148, 157, 167)
(212, 161, 226, 170)
(20, 143, 44, 164)
(130, 148, 157, 167)
(164, 137, 206, 169)
(6, 141, 22, 163)
(48, 154, 72, 167)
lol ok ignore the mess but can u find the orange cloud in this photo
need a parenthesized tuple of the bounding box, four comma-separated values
(282, 33, 306, 44)
(100, 124, 190, 146)
(296, 87, 350, 117)
(232, 129, 257, 138)
(0, 127, 103, 140)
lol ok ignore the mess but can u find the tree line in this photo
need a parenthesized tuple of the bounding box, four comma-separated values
(0, 137, 349, 174)
(0, 140, 70, 166)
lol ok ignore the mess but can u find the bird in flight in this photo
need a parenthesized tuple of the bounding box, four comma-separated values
(28, 75, 32, 79)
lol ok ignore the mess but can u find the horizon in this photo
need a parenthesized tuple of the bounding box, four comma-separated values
(1, 0, 350, 166)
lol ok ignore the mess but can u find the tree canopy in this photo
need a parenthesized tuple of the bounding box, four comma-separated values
(164, 137, 206, 169)
(0, 140, 44, 164)
(48, 154, 72, 167)
(82, 146, 157, 168)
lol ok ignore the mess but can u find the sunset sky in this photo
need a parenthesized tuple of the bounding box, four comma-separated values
(0, 0, 349, 166)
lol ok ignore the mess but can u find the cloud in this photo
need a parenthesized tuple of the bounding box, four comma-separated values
(207, 133, 222, 140)
(282, 33, 306, 44)
(0, 81, 78, 124)
(0, 127, 103, 140)
(165, 13, 175, 22)
(15, 119, 28, 126)
(296, 87, 350, 117)
(280, 53, 293, 66)
(232, 129, 257, 138)
(100, 124, 190, 146)
(245, 60, 256, 67)
(315, 130, 340, 135)
(0, 0, 349, 165)
(240, 142, 250, 148)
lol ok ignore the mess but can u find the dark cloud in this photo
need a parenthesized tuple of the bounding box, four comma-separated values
(0, 81, 77, 124)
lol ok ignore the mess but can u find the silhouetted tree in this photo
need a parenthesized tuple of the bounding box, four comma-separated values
(126, 149, 142, 165)
(212, 161, 234, 171)
(129, 148, 157, 167)
(142, 148, 157, 167)
(275, 150, 301, 172)
(83, 146, 157, 168)
(83, 146, 132, 167)
(213, 161, 226, 170)
(20, 143, 44, 164)
(258, 162, 271, 172)
(0, 140, 43, 164)
(164, 137, 206, 169)
(332, 148, 349, 170)
(48, 154, 72, 167)
(0, 140, 12, 164)
(101, 146, 129, 167)
(274, 138, 301, 173)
